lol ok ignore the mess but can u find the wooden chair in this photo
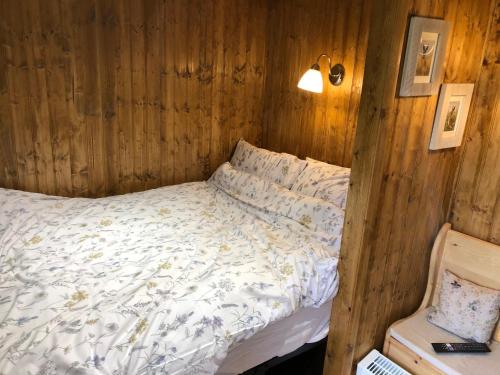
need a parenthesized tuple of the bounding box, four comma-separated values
(383, 223, 500, 375)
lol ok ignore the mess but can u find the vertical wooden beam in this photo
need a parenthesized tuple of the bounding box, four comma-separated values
(324, 1, 411, 372)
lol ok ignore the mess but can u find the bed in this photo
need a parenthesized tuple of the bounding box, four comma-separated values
(0, 146, 347, 374)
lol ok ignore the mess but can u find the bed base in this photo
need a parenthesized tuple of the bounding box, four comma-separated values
(241, 337, 327, 375)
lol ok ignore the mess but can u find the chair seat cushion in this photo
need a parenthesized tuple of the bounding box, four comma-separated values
(389, 308, 499, 375)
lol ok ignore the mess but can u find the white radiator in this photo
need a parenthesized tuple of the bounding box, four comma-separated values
(356, 349, 411, 375)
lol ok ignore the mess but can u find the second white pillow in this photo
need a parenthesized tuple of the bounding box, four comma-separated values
(291, 157, 351, 210)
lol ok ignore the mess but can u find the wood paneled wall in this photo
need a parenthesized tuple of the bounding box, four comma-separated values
(0, 0, 374, 195)
(324, 0, 495, 373)
(0, 0, 267, 197)
(262, 0, 371, 167)
(450, 1, 499, 245)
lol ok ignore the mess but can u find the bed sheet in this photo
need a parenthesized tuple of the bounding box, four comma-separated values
(0, 164, 343, 374)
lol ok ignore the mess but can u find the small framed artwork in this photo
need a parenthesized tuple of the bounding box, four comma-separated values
(429, 83, 474, 150)
(399, 17, 450, 97)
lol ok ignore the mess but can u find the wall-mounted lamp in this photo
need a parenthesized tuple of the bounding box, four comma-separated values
(297, 54, 345, 93)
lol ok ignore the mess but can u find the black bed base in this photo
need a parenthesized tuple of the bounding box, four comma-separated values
(240, 337, 327, 375)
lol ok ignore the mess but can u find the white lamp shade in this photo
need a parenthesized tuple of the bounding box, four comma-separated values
(297, 68, 323, 93)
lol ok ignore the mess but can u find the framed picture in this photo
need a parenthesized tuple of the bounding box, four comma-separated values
(399, 17, 450, 97)
(429, 84, 474, 150)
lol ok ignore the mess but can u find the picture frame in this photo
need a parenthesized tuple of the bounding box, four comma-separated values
(429, 83, 474, 150)
(399, 16, 450, 97)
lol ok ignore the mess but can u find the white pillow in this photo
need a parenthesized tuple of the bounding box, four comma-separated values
(427, 270, 500, 343)
(209, 162, 345, 239)
(290, 157, 351, 209)
(230, 139, 307, 188)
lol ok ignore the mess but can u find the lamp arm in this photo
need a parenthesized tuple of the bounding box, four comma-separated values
(315, 53, 332, 69)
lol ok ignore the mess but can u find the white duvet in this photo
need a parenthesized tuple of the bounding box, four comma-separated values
(0, 163, 343, 375)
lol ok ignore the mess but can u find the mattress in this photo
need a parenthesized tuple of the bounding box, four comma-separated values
(217, 300, 332, 375)
(0, 163, 344, 374)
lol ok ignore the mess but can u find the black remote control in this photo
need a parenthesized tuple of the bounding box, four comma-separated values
(432, 342, 491, 353)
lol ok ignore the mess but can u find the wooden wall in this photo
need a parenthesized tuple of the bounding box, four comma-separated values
(324, 0, 496, 373)
(0, 0, 267, 197)
(450, 1, 499, 246)
(0, 0, 372, 198)
(0, 0, 374, 195)
(262, 0, 371, 167)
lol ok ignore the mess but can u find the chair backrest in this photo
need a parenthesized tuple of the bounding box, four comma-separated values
(420, 223, 500, 342)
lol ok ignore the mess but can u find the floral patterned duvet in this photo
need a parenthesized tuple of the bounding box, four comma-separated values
(0, 163, 343, 375)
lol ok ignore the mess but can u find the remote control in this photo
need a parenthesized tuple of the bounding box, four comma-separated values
(432, 342, 491, 353)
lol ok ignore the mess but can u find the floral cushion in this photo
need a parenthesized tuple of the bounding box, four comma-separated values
(230, 139, 307, 188)
(209, 162, 345, 240)
(290, 157, 351, 210)
(427, 270, 500, 343)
